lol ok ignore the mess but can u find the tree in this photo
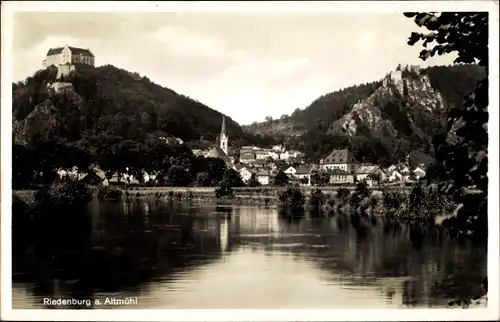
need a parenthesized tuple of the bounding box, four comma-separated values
(274, 170, 289, 186)
(405, 12, 488, 241)
(194, 171, 212, 187)
(165, 165, 192, 187)
(247, 173, 260, 187)
(222, 169, 245, 187)
(215, 179, 234, 199)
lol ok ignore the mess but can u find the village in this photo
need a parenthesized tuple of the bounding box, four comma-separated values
(57, 115, 427, 188)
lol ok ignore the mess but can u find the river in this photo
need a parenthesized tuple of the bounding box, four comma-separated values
(12, 199, 487, 309)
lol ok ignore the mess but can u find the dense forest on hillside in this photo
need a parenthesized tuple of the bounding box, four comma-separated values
(12, 64, 275, 147)
(244, 64, 485, 165)
(11, 64, 276, 188)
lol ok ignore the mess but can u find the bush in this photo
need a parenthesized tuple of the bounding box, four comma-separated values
(97, 186, 123, 201)
(33, 181, 93, 214)
(336, 187, 350, 203)
(215, 179, 234, 199)
(278, 186, 305, 209)
(308, 189, 325, 208)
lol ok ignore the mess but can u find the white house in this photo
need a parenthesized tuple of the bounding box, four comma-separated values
(256, 169, 271, 185)
(56, 167, 86, 181)
(279, 151, 290, 161)
(328, 169, 355, 185)
(238, 167, 253, 183)
(320, 148, 360, 174)
(386, 164, 397, 173)
(240, 152, 256, 164)
(284, 166, 297, 176)
(413, 167, 426, 180)
(295, 165, 312, 186)
(255, 150, 269, 160)
(267, 151, 280, 160)
(272, 145, 284, 152)
(388, 170, 404, 182)
(356, 165, 386, 182)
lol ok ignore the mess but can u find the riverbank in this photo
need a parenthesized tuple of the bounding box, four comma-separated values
(11, 184, 444, 213)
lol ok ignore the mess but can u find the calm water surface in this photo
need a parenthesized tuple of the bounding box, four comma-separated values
(12, 199, 487, 309)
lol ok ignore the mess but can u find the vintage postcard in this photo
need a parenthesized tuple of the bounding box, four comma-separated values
(1, 1, 499, 321)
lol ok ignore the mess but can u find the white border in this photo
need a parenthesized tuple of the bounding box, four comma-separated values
(1, 1, 499, 321)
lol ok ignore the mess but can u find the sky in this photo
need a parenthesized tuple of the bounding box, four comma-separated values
(12, 11, 457, 124)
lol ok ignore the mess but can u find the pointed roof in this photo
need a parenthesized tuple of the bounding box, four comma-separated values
(206, 145, 231, 164)
(322, 148, 358, 164)
(46, 46, 94, 57)
(221, 115, 227, 135)
(295, 165, 313, 175)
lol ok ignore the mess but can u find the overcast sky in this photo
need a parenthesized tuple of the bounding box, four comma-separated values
(12, 11, 457, 124)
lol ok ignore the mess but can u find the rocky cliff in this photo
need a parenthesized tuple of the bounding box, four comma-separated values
(243, 64, 484, 164)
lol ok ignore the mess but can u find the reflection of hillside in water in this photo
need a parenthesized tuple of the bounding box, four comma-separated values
(12, 200, 238, 308)
(12, 201, 486, 309)
(230, 209, 487, 308)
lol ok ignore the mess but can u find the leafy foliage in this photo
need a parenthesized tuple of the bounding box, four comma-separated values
(215, 179, 234, 199)
(274, 170, 290, 186)
(278, 186, 305, 209)
(405, 12, 488, 242)
(12, 64, 276, 189)
(308, 189, 325, 208)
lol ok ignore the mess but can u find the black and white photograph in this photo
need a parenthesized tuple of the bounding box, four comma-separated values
(1, 1, 499, 321)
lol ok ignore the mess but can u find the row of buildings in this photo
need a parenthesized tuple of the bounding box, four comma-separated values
(57, 116, 427, 187)
(232, 158, 427, 187)
(193, 116, 427, 187)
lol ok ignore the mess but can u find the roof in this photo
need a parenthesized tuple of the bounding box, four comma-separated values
(240, 153, 256, 160)
(206, 146, 231, 163)
(356, 165, 381, 174)
(256, 169, 270, 177)
(234, 164, 245, 171)
(253, 159, 267, 166)
(322, 148, 358, 164)
(47, 46, 94, 57)
(327, 168, 352, 175)
(295, 165, 312, 175)
(220, 116, 227, 135)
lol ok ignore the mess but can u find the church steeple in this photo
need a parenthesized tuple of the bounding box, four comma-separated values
(221, 115, 227, 135)
(219, 115, 228, 155)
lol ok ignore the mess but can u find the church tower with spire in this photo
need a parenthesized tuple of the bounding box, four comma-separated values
(220, 115, 228, 155)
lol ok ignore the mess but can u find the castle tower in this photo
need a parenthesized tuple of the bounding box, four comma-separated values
(220, 115, 228, 155)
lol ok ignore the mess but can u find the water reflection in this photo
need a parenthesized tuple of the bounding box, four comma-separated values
(12, 200, 486, 309)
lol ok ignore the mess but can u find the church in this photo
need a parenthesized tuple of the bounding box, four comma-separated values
(204, 116, 235, 168)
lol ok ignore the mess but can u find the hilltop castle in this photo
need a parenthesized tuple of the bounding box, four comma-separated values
(42, 45, 95, 69)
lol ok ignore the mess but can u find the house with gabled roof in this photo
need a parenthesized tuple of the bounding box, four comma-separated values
(252, 158, 265, 167)
(42, 45, 95, 69)
(284, 166, 297, 176)
(239, 152, 256, 164)
(256, 169, 271, 185)
(356, 165, 386, 182)
(295, 165, 313, 186)
(413, 166, 426, 180)
(320, 148, 360, 174)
